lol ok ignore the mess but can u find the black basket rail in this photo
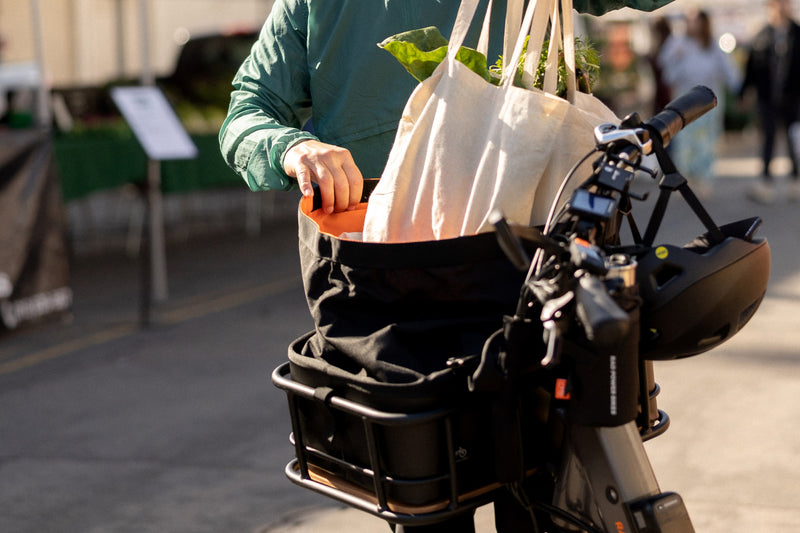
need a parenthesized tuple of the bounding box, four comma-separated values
(272, 362, 501, 525)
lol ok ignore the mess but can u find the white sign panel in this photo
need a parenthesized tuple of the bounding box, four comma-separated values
(111, 86, 198, 160)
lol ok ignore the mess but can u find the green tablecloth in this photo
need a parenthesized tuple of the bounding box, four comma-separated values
(55, 132, 241, 201)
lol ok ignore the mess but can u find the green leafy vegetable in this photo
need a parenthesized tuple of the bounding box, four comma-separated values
(379, 26, 600, 97)
(378, 27, 496, 84)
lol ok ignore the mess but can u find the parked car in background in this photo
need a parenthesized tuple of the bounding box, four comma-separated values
(51, 29, 258, 132)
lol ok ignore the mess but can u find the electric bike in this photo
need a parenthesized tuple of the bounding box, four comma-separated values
(273, 86, 770, 532)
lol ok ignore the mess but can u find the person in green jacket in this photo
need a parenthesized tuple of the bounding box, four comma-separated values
(219, 0, 673, 216)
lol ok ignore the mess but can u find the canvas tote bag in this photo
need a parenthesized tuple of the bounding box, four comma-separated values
(362, 0, 619, 243)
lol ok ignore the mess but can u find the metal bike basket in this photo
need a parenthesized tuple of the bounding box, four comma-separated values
(272, 336, 517, 525)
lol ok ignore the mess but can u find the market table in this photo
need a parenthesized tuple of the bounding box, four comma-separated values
(54, 131, 240, 201)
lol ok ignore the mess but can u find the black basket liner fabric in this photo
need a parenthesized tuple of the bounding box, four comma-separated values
(293, 189, 531, 400)
(285, 333, 549, 507)
(287, 333, 502, 506)
(285, 191, 551, 505)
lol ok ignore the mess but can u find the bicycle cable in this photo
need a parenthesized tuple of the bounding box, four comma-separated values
(527, 147, 601, 282)
(509, 481, 603, 533)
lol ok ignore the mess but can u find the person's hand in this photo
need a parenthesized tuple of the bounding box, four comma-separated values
(283, 140, 364, 214)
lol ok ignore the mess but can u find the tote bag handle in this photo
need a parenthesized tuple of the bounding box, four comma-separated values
(562, 0, 578, 102)
(504, 0, 579, 103)
(505, 0, 548, 89)
(477, 0, 527, 66)
(448, 0, 527, 63)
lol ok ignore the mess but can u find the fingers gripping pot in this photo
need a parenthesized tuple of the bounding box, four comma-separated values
(637, 217, 771, 360)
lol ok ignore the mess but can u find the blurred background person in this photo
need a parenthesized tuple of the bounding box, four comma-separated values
(658, 9, 741, 199)
(647, 16, 673, 113)
(594, 21, 654, 119)
(740, 0, 800, 204)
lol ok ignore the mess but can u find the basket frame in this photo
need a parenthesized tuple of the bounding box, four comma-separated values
(272, 362, 500, 525)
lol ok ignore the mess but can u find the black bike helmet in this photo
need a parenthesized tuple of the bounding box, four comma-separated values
(637, 217, 770, 360)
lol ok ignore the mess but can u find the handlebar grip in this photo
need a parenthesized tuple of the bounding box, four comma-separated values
(575, 275, 629, 346)
(644, 86, 717, 147)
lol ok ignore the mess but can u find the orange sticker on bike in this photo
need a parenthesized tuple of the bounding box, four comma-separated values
(555, 378, 571, 400)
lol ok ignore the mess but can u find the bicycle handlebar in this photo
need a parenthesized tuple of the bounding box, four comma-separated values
(492, 86, 719, 362)
(643, 85, 717, 148)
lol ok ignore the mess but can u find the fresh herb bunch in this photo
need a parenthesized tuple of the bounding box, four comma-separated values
(491, 36, 600, 96)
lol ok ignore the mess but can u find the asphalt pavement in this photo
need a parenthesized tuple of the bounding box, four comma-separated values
(1, 130, 798, 532)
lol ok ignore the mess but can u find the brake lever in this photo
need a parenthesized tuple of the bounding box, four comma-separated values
(490, 210, 563, 272)
(491, 211, 530, 271)
(540, 291, 574, 367)
(594, 123, 653, 155)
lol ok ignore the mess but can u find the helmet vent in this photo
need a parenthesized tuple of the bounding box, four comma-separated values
(698, 324, 730, 348)
(738, 298, 762, 327)
(653, 263, 683, 289)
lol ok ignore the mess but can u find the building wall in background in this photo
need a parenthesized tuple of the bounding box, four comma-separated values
(0, 0, 273, 87)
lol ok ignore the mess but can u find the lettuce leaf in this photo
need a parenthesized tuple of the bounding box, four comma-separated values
(378, 26, 498, 84)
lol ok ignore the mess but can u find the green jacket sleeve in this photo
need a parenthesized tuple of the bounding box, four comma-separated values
(219, 0, 315, 192)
